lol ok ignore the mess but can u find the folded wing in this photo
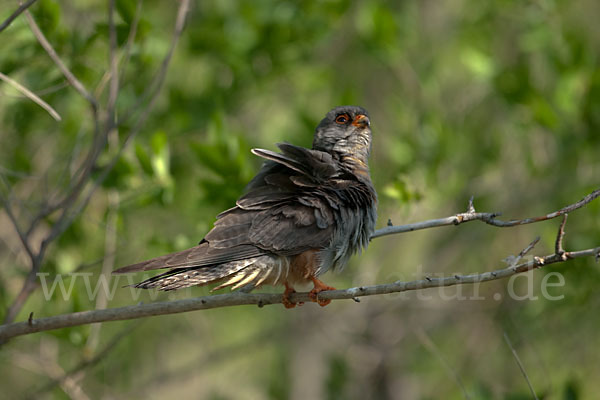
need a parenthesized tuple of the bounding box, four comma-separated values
(113, 144, 341, 275)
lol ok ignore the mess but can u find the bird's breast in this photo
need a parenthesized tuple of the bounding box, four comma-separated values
(316, 183, 377, 275)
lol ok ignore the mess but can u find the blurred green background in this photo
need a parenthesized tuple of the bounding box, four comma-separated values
(1, 0, 599, 398)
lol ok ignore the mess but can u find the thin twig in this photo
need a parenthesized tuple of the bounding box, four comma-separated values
(24, 10, 97, 109)
(119, 0, 143, 85)
(32, 80, 69, 96)
(372, 188, 600, 239)
(3, 2, 108, 327)
(139, 326, 277, 392)
(1, 0, 190, 330)
(555, 214, 568, 257)
(12, 345, 91, 400)
(0, 71, 61, 121)
(106, 0, 119, 131)
(504, 236, 540, 268)
(117, 0, 189, 126)
(415, 327, 470, 399)
(503, 332, 539, 400)
(92, 0, 142, 100)
(518, 236, 540, 258)
(85, 191, 119, 352)
(0, 175, 36, 262)
(46, 0, 190, 241)
(1, 244, 598, 341)
(0, 0, 38, 33)
(16, 7, 106, 236)
(29, 322, 141, 398)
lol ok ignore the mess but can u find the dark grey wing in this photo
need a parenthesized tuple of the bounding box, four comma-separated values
(251, 143, 338, 182)
(247, 201, 335, 253)
(114, 144, 341, 274)
(222, 144, 341, 253)
(113, 243, 264, 273)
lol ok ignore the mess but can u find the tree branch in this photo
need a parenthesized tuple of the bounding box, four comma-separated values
(372, 188, 600, 239)
(0, 175, 36, 263)
(24, 9, 97, 109)
(29, 322, 141, 398)
(0, 0, 38, 33)
(117, 0, 189, 127)
(0, 243, 598, 342)
(0, 71, 61, 121)
(106, 0, 118, 131)
(1, 187, 598, 341)
(1, 0, 190, 329)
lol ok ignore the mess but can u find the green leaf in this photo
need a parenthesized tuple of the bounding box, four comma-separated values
(150, 130, 171, 184)
(134, 143, 153, 175)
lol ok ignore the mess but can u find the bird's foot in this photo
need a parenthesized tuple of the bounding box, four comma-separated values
(282, 282, 302, 309)
(308, 277, 336, 307)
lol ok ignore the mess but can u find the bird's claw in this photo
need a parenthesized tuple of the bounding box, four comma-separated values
(282, 283, 302, 309)
(309, 277, 336, 307)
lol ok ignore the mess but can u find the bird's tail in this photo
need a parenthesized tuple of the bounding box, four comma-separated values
(132, 257, 273, 291)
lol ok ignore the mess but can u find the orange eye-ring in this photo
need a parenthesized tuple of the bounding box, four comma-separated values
(335, 114, 349, 124)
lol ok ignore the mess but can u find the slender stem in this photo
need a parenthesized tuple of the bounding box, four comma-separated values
(503, 332, 539, 400)
(0, 245, 598, 342)
(372, 188, 600, 239)
(0, 0, 38, 33)
(0, 71, 61, 121)
(24, 10, 97, 109)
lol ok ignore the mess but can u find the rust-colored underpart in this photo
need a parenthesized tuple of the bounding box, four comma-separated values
(281, 278, 336, 308)
(308, 276, 336, 306)
(282, 282, 300, 309)
(281, 249, 336, 308)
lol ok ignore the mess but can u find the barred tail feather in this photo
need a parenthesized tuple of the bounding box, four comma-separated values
(134, 258, 258, 291)
(133, 255, 290, 292)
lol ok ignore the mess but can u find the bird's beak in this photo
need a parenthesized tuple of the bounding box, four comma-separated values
(352, 114, 370, 128)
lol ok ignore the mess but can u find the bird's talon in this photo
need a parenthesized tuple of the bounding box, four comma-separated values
(282, 283, 297, 309)
(283, 299, 296, 309)
(308, 277, 335, 307)
(308, 289, 333, 307)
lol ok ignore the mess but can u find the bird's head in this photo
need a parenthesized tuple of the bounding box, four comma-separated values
(313, 105, 372, 175)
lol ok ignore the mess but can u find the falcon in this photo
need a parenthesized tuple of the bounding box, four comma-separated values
(113, 106, 377, 308)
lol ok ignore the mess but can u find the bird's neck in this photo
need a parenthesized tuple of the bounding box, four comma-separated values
(340, 154, 372, 182)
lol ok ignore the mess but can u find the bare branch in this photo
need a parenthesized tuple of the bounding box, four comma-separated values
(555, 214, 568, 257)
(1, 244, 598, 342)
(29, 322, 140, 398)
(119, 0, 144, 84)
(117, 0, 189, 127)
(0, 71, 61, 121)
(106, 0, 119, 130)
(24, 10, 97, 109)
(92, 0, 143, 99)
(503, 332, 539, 400)
(0, 175, 36, 263)
(518, 236, 540, 259)
(372, 188, 600, 239)
(503, 236, 540, 268)
(1, 0, 191, 329)
(3, 4, 107, 327)
(0, 0, 38, 33)
(85, 191, 119, 352)
(48, 0, 190, 238)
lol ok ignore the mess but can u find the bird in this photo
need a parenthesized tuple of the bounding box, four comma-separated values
(113, 105, 377, 308)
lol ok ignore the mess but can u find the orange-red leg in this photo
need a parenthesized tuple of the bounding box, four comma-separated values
(282, 282, 302, 309)
(308, 277, 336, 307)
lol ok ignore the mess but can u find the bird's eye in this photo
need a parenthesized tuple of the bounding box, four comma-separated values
(335, 114, 349, 124)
